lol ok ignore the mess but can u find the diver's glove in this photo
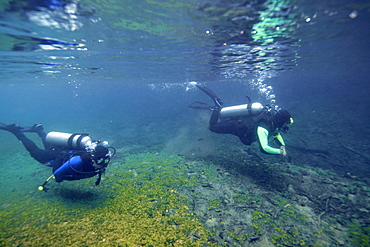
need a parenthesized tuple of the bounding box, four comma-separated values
(280, 146, 287, 156)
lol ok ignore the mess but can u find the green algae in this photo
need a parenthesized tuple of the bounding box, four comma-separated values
(207, 198, 222, 210)
(347, 220, 370, 247)
(1, 149, 366, 246)
(0, 152, 218, 246)
(232, 193, 261, 207)
(250, 199, 310, 246)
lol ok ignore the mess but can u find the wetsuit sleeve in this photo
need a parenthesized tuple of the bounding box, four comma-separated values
(257, 126, 281, 155)
(274, 133, 285, 146)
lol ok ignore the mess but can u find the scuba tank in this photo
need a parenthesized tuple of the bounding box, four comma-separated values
(220, 102, 264, 119)
(45, 132, 92, 150)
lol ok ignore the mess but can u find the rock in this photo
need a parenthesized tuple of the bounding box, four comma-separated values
(205, 218, 218, 228)
(347, 194, 356, 204)
(234, 226, 243, 234)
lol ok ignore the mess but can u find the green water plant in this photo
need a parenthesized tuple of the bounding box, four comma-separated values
(249, 196, 312, 246)
(0, 152, 218, 246)
(207, 198, 222, 210)
(347, 220, 370, 247)
(232, 193, 261, 207)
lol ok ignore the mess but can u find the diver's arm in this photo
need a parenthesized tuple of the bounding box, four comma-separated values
(274, 133, 287, 156)
(274, 133, 285, 146)
(257, 126, 283, 155)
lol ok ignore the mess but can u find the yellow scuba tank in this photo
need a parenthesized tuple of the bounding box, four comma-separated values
(220, 102, 264, 119)
(45, 132, 92, 150)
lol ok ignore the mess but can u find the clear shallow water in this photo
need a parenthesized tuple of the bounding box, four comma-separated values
(1, 1, 370, 246)
(1, 0, 367, 84)
(0, 2, 369, 168)
(0, 0, 368, 141)
(0, 0, 367, 102)
(0, 0, 369, 166)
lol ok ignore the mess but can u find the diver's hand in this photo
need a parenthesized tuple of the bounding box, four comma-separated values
(280, 146, 287, 156)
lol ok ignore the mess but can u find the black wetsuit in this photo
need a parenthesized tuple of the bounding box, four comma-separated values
(193, 85, 287, 155)
(18, 129, 60, 164)
(7, 126, 98, 182)
(209, 108, 277, 147)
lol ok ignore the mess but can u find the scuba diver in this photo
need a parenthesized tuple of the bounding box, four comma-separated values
(189, 85, 293, 156)
(0, 122, 116, 191)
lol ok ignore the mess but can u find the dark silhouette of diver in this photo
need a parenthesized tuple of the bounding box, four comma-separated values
(0, 122, 116, 191)
(190, 85, 293, 156)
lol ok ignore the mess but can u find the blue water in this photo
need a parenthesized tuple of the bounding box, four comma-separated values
(0, 0, 369, 172)
(0, 0, 370, 245)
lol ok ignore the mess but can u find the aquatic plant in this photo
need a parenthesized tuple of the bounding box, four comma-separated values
(347, 220, 370, 247)
(207, 198, 222, 210)
(249, 196, 313, 246)
(0, 152, 218, 246)
(232, 193, 261, 207)
(1, 151, 362, 246)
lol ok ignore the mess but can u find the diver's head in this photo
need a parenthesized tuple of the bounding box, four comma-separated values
(91, 145, 111, 167)
(85, 139, 116, 167)
(273, 108, 293, 132)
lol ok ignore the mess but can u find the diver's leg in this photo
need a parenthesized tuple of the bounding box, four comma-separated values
(209, 107, 221, 128)
(2, 124, 58, 163)
(237, 128, 253, 145)
(21, 123, 49, 149)
(209, 115, 238, 135)
(235, 119, 256, 145)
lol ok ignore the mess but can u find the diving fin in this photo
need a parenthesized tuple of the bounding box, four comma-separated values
(0, 122, 43, 133)
(21, 123, 44, 133)
(188, 101, 213, 110)
(0, 122, 7, 130)
(0, 123, 22, 133)
(0, 123, 25, 139)
(196, 85, 223, 107)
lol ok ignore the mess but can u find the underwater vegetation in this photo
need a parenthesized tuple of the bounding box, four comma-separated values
(347, 220, 370, 247)
(0, 152, 217, 246)
(1, 151, 369, 246)
(250, 196, 310, 247)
